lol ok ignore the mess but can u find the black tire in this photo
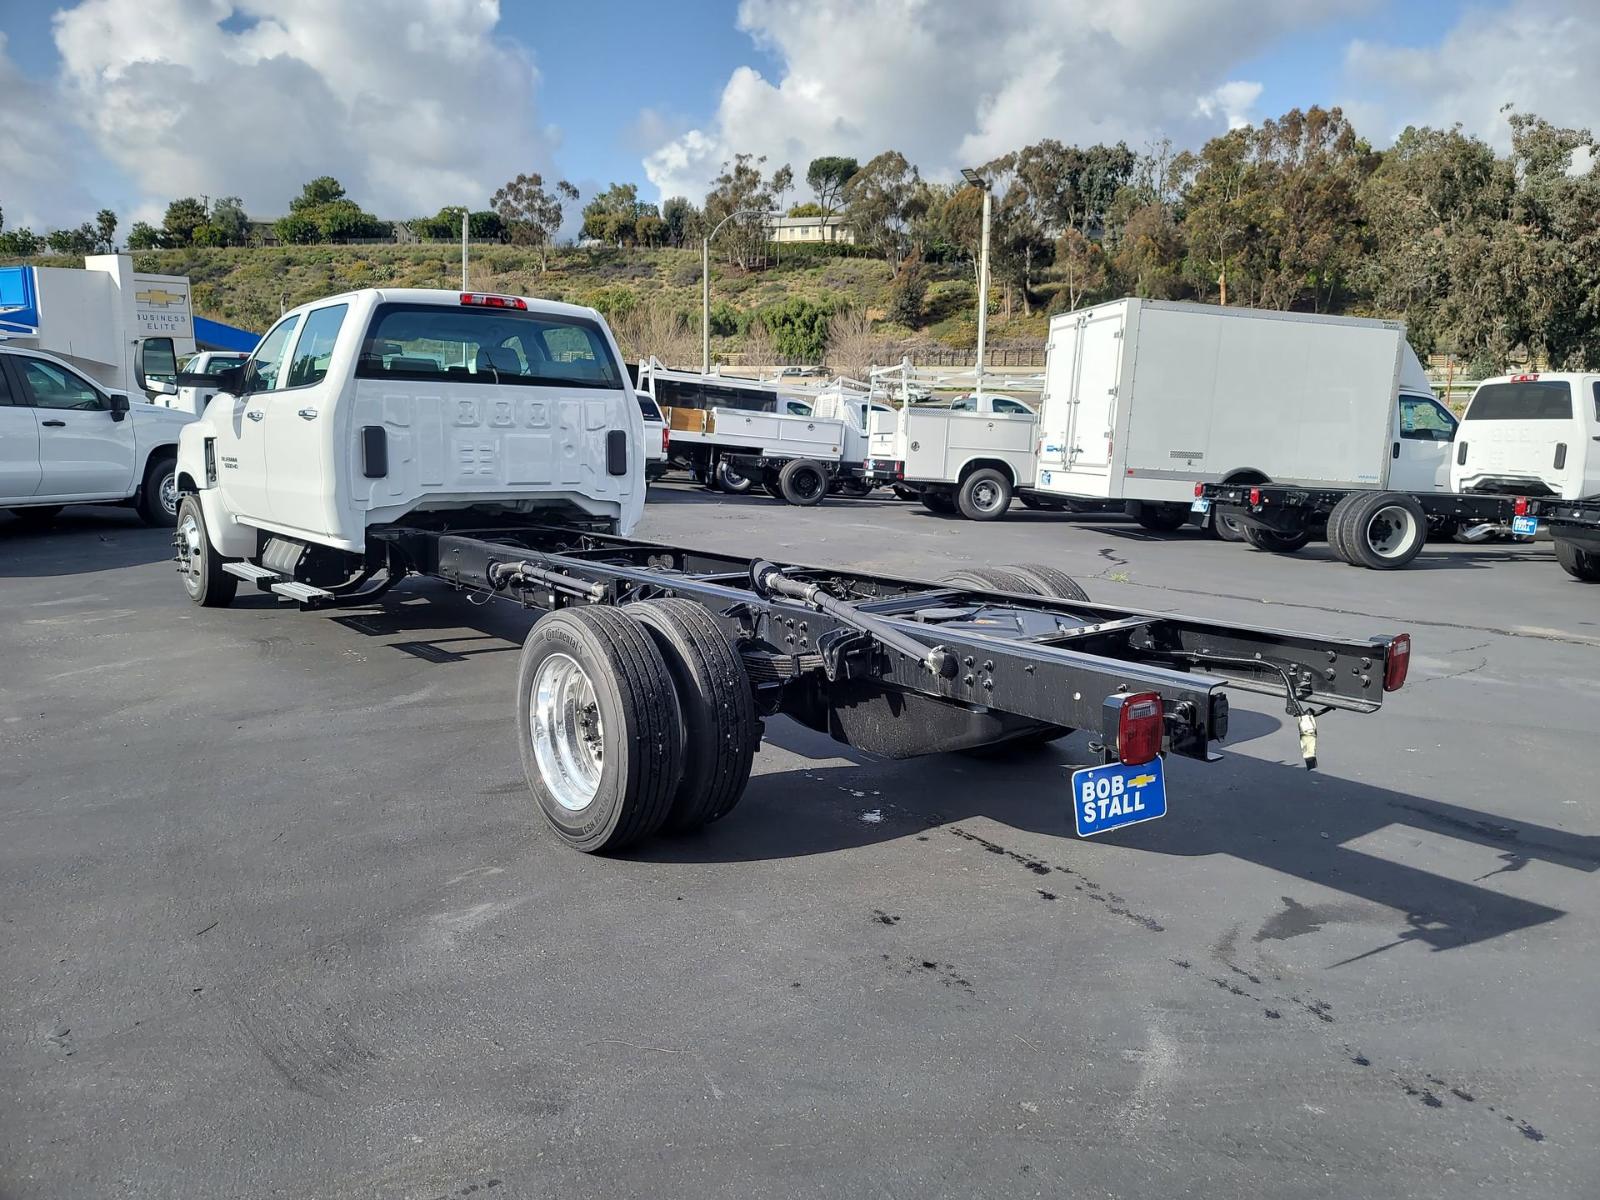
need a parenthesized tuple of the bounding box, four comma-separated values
(942, 566, 1033, 593)
(957, 467, 1012, 521)
(763, 478, 785, 500)
(516, 607, 684, 853)
(9, 505, 64, 527)
(919, 491, 956, 515)
(716, 460, 754, 494)
(1242, 525, 1312, 554)
(1210, 508, 1249, 542)
(1555, 539, 1600, 582)
(1131, 501, 1188, 532)
(1343, 491, 1427, 570)
(174, 495, 237, 608)
(136, 453, 180, 525)
(1005, 562, 1091, 602)
(778, 459, 828, 506)
(838, 478, 874, 498)
(891, 485, 918, 502)
(1325, 494, 1362, 564)
(628, 599, 760, 830)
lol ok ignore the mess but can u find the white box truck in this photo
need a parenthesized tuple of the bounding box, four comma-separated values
(1031, 300, 1455, 534)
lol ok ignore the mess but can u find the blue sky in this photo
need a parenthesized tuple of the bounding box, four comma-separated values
(2, 0, 1591, 230)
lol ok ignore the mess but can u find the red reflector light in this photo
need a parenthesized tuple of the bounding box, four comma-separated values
(1510, 373, 1539, 383)
(1384, 634, 1411, 692)
(1513, 496, 1529, 516)
(1118, 692, 1165, 765)
(1248, 487, 1262, 506)
(460, 292, 527, 309)
(1194, 482, 1204, 497)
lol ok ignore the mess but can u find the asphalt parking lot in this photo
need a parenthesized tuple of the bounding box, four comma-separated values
(3, 484, 1597, 1199)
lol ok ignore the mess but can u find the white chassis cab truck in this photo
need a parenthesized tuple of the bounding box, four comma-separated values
(174, 287, 1413, 855)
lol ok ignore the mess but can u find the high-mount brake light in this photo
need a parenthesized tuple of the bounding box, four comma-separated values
(1509, 373, 1539, 383)
(1248, 486, 1263, 506)
(1117, 692, 1165, 765)
(460, 292, 527, 310)
(1384, 634, 1411, 692)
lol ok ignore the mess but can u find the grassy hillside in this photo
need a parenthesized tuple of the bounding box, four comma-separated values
(17, 243, 1048, 368)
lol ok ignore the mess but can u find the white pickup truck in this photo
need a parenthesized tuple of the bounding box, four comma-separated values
(173, 288, 643, 603)
(151, 350, 252, 416)
(1, 344, 188, 525)
(864, 391, 1041, 518)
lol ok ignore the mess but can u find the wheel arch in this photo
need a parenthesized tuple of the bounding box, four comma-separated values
(957, 457, 1017, 485)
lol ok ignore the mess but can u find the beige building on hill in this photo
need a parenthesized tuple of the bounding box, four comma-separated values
(765, 215, 855, 244)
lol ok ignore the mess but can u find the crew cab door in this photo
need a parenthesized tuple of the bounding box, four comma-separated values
(11, 353, 135, 499)
(264, 302, 347, 536)
(1390, 393, 1456, 491)
(216, 313, 300, 523)
(0, 359, 42, 502)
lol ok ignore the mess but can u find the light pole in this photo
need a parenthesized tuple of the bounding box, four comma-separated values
(460, 207, 470, 290)
(702, 207, 768, 374)
(960, 168, 992, 389)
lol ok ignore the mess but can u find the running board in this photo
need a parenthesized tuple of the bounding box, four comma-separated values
(221, 561, 334, 609)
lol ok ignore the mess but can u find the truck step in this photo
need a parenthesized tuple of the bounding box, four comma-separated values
(269, 580, 334, 608)
(222, 561, 280, 584)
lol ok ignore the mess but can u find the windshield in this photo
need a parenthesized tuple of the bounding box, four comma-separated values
(1465, 381, 1573, 420)
(356, 303, 623, 390)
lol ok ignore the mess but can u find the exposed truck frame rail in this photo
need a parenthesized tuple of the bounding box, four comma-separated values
(203, 517, 1410, 852)
(1525, 495, 1600, 581)
(1199, 481, 1522, 569)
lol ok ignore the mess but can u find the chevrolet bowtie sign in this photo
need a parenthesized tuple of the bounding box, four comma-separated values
(133, 274, 193, 339)
(135, 287, 186, 307)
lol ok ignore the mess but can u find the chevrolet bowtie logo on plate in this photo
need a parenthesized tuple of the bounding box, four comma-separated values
(137, 288, 186, 307)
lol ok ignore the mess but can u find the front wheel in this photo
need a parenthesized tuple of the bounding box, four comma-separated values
(136, 454, 179, 525)
(919, 491, 956, 515)
(958, 468, 1012, 520)
(715, 460, 754, 494)
(1555, 539, 1600, 582)
(174, 495, 238, 607)
(1130, 501, 1188, 532)
(516, 607, 684, 853)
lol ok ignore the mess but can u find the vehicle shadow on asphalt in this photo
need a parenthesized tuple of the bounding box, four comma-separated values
(632, 714, 1597, 956)
(0, 509, 172, 577)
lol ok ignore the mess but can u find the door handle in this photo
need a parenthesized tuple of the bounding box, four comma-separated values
(297, 408, 319, 420)
(41, 419, 66, 428)
(246, 410, 265, 422)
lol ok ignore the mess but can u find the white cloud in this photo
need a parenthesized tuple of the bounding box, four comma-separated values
(641, 0, 1364, 202)
(47, 0, 552, 220)
(1195, 81, 1264, 131)
(0, 33, 100, 230)
(1342, 0, 1600, 151)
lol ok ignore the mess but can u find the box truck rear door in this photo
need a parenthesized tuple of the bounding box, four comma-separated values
(1064, 306, 1125, 475)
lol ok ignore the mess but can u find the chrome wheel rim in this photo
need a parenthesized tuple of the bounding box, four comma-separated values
(176, 510, 203, 596)
(158, 472, 179, 517)
(1366, 505, 1418, 559)
(530, 653, 604, 811)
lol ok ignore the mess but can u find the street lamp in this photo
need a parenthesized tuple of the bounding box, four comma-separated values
(702, 207, 769, 374)
(443, 206, 470, 290)
(961, 168, 992, 388)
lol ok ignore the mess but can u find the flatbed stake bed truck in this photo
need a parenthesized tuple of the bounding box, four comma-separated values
(174, 287, 1412, 853)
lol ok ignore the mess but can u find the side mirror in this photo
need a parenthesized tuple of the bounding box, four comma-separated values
(214, 365, 246, 396)
(108, 393, 131, 421)
(135, 337, 179, 396)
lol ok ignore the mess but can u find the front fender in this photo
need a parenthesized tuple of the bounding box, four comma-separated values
(176, 426, 255, 558)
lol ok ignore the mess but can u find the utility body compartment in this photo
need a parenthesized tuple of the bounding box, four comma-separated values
(1032, 299, 1452, 504)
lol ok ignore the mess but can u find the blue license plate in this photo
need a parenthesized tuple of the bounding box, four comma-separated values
(1190, 498, 1210, 514)
(1072, 757, 1167, 837)
(1512, 515, 1538, 535)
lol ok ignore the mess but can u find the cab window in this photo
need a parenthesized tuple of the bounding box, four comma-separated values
(992, 397, 1032, 414)
(244, 315, 302, 394)
(285, 303, 349, 389)
(1399, 394, 1457, 441)
(357, 303, 623, 390)
(1464, 381, 1572, 420)
(17, 357, 104, 410)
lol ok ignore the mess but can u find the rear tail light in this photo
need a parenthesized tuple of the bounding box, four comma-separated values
(1248, 487, 1262, 506)
(1383, 634, 1411, 692)
(460, 292, 527, 309)
(661, 427, 670, 454)
(1194, 482, 1205, 497)
(1117, 692, 1165, 765)
(1514, 496, 1530, 516)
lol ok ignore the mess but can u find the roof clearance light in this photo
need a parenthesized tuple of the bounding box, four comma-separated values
(1384, 633, 1411, 692)
(460, 292, 528, 310)
(1118, 692, 1165, 765)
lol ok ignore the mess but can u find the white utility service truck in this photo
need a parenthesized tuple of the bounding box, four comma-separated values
(172, 286, 1412, 855)
(1031, 299, 1455, 537)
